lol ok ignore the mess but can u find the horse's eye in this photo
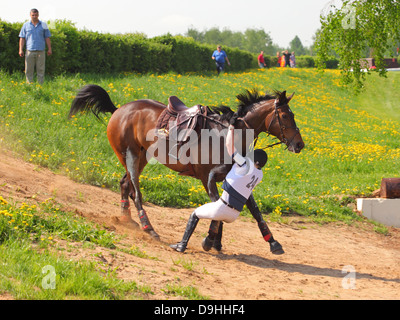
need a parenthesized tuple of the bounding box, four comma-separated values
(282, 114, 288, 119)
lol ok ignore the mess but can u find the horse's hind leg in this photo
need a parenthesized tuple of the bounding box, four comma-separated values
(118, 173, 140, 228)
(126, 147, 160, 239)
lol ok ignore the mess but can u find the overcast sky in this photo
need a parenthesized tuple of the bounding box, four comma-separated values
(0, 0, 333, 48)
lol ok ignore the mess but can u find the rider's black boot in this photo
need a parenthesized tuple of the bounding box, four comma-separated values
(170, 212, 199, 253)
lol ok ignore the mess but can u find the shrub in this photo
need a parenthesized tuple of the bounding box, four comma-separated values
(296, 55, 315, 68)
(45, 20, 81, 74)
(324, 57, 339, 69)
(152, 35, 254, 73)
(0, 20, 24, 73)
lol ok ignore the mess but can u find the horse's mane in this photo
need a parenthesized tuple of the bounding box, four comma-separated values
(210, 88, 280, 122)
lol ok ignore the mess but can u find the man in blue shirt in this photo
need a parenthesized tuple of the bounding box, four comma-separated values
(212, 45, 231, 75)
(19, 9, 52, 84)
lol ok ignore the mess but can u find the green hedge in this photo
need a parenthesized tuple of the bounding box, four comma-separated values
(77, 31, 172, 74)
(0, 19, 253, 75)
(0, 20, 23, 72)
(151, 35, 254, 73)
(295, 55, 316, 68)
(0, 19, 338, 74)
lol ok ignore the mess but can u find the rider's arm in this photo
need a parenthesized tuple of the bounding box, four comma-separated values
(226, 125, 246, 167)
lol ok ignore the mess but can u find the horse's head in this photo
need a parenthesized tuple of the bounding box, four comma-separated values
(266, 91, 304, 153)
(234, 89, 304, 154)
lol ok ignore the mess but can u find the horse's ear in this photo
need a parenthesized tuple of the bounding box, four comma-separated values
(287, 92, 295, 102)
(277, 91, 287, 104)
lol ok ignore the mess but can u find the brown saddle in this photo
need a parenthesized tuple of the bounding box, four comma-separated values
(156, 96, 207, 141)
(156, 96, 208, 160)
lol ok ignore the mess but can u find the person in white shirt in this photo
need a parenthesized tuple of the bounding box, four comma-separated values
(19, 9, 52, 84)
(170, 123, 269, 253)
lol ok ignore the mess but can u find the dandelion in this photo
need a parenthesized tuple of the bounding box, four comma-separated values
(0, 196, 8, 205)
(273, 206, 282, 215)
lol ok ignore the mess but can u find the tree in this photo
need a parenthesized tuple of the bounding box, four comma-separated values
(243, 28, 274, 54)
(289, 35, 306, 55)
(184, 27, 276, 54)
(186, 27, 204, 43)
(315, 0, 400, 91)
(204, 27, 223, 45)
(220, 29, 244, 49)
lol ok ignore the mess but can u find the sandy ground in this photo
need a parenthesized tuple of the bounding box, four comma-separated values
(0, 147, 399, 300)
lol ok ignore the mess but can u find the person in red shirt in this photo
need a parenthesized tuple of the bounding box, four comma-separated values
(258, 51, 266, 68)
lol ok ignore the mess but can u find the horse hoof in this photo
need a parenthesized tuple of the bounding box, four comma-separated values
(213, 241, 222, 252)
(202, 237, 213, 251)
(146, 229, 160, 240)
(270, 240, 285, 255)
(272, 248, 285, 255)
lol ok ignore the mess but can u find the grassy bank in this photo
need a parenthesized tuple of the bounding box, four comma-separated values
(0, 68, 399, 222)
(0, 196, 143, 299)
(0, 195, 208, 300)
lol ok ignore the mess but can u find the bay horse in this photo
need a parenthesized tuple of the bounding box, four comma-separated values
(69, 85, 304, 254)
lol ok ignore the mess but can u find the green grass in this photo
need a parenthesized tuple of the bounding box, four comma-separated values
(162, 283, 209, 300)
(355, 71, 400, 122)
(1, 68, 399, 223)
(0, 196, 117, 247)
(1, 194, 210, 300)
(0, 241, 144, 300)
(0, 195, 151, 299)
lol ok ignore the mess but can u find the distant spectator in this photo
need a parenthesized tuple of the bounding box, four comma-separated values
(19, 8, 52, 84)
(276, 51, 281, 67)
(284, 50, 291, 67)
(280, 51, 286, 67)
(258, 51, 266, 68)
(212, 45, 231, 75)
(290, 52, 296, 68)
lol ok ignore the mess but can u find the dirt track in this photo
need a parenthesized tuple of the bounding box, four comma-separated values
(0, 147, 399, 300)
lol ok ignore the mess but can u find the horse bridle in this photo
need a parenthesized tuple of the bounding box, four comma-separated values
(203, 99, 300, 150)
(239, 99, 300, 150)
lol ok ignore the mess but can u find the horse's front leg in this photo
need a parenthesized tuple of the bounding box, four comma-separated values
(203, 165, 230, 252)
(246, 194, 284, 255)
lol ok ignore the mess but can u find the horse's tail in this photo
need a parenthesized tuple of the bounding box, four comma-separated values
(69, 84, 118, 120)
